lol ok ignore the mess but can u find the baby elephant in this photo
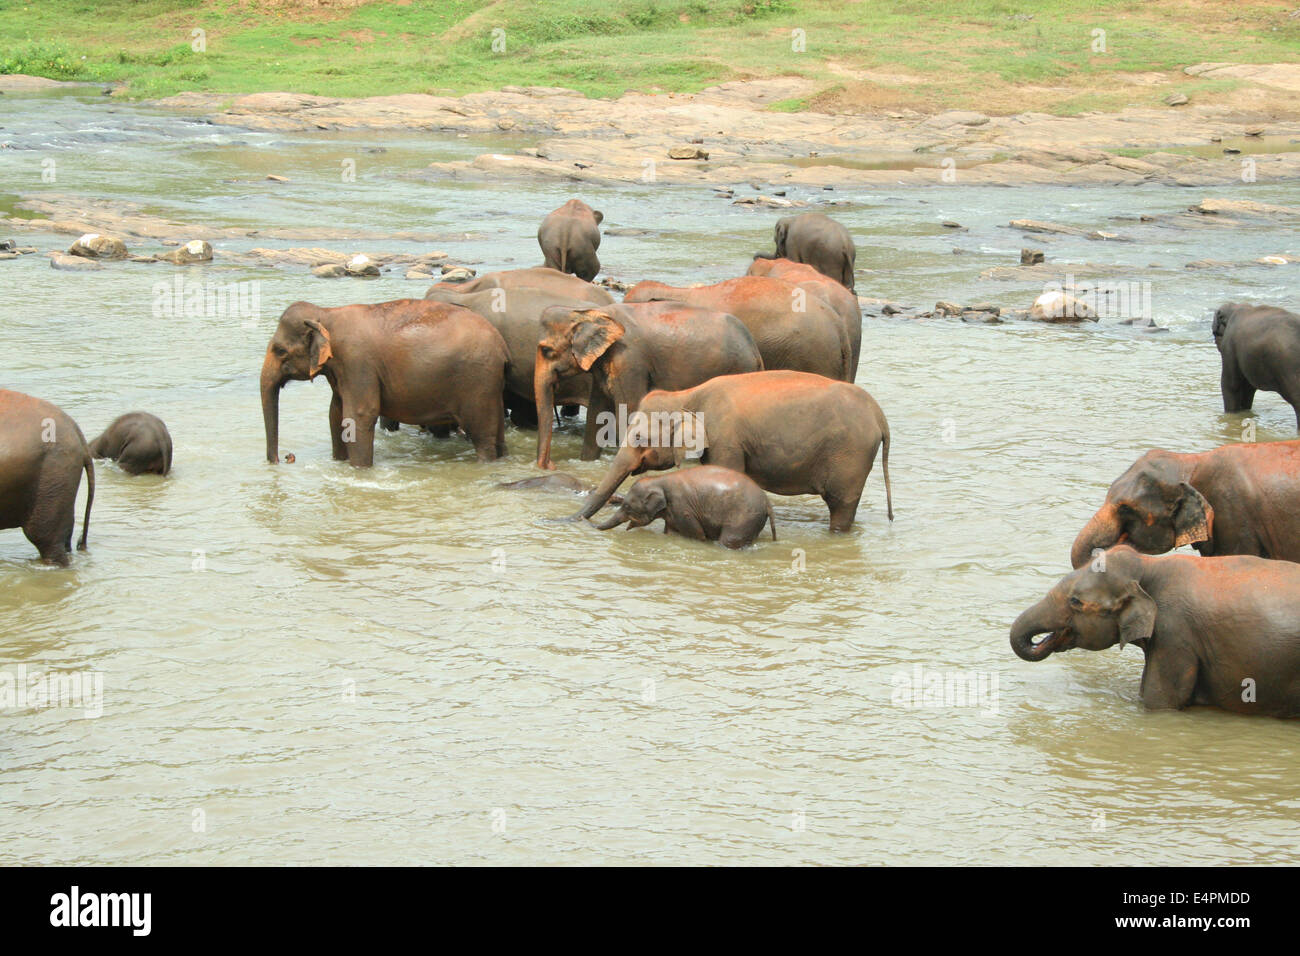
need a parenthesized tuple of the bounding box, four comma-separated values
(594, 466, 776, 549)
(89, 412, 173, 475)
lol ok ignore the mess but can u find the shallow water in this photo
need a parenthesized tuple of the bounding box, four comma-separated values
(2, 90, 1299, 865)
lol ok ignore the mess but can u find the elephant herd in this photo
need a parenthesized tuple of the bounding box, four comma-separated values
(6, 199, 1300, 719)
(1012, 313, 1300, 717)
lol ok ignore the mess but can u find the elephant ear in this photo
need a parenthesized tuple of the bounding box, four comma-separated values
(639, 484, 667, 519)
(1117, 582, 1157, 647)
(1172, 482, 1214, 549)
(592, 209, 604, 225)
(773, 219, 789, 255)
(570, 311, 624, 371)
(304, 318, 333, 378)
(671, 412, 707, 467)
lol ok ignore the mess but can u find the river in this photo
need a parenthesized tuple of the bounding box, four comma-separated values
(1, 89, 1297, 864)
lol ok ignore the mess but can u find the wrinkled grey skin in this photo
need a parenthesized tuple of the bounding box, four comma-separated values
(595, 465, 776, 549)
(424, 285, 601, 428)
(0, 389, 94, 565)
(753, 212, 856, 291)
(1214, 302, 1300, 430)
(1010, 545, 1300, 717)
(89, 412, 172, 476)
(538, 199, 603, 281)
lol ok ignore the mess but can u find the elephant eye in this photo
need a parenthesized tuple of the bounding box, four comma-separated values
(1068, 596, 1085, 611)
(540, 346, 555, 359)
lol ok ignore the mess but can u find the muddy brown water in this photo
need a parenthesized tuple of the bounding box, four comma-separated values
(1, 90, 1299, 864)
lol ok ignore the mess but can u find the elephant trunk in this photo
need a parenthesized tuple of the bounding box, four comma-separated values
(534, 364, 558, 470)
(574, 450, 634, 521)
(1070, 503, 1124, 569)
(260, 350, 283, 464)
(1009, 594, 1069, 662)
(593, 508, 627, 531)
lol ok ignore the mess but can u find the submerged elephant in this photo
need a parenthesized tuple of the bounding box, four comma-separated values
(0, 389, 94, 565)
(261, 299, 509, 466)
(574, 370, 892, 532)
(595, 466, 776, 549)
(537, 199, 603, 281)
(624, 276, 851, 382)
(1214, 303, 1300, 429)
(1010, 545, 1300, 716)
(89, 412, 172, 476)
(746, 256, 862, 379)
(424, 285, 602, 428)
(427, 266, 616, 305)
(753, 212, 856, 291)
(1070, 441, 1300, 567)
(533, 301, 764, 469)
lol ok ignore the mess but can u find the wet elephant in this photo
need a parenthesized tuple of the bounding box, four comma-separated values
(623, 276, 851, 382)
(0, 389, 94, 565)
(1010, 545, 1300, 716)
(427, 266, 616, 305)
(424, 285, 602, 428)
(537, 199, 603, 281)
(594, 465, 777, 549)
(753, 212, 856, 291)
(89, 412, 172, 476)
(746, 256, 862, 379)
(261, 299, 509, 466)
(533, 300, 764, 469)
(575, 370, 892, 532)
(1214, 302, 1300, 430)
(1070, 441, 1300, 567)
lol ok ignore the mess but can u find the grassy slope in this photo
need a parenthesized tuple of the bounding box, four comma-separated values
(0, 0, 1298, 115)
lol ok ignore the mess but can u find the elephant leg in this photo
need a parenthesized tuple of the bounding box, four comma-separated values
(1221, 364, 1255, 413)
(717, 527, 751, 550)
(379, 417, 400, 432)
(329, 391, 348, 461)
(581, 390, 614, 461)
(461, 393, 507, 462)
(427, 425, 454, 439)
(24, 483, 76, 566)
(342, 399, 378, 467)
(825, 468, 868, 533)
(507, 393, 539, 429)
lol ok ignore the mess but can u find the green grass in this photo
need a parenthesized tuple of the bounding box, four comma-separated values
(0, 0, 1297, 113)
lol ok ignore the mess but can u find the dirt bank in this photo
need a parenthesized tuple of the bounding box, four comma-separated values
(146, 69, 1300, 189)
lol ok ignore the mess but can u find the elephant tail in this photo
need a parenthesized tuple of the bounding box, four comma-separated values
(767, 504, 777, 541)
(841, 250, 855, 291)
(78, 454, 94, 551)
(880, 427, 893, 522)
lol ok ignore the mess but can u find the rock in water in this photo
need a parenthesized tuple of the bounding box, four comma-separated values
(158, 239, 213, 264)
(68, 233, 127, 260)
(1029, 290, 1098, 323)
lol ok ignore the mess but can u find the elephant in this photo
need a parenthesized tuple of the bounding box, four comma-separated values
(1010, 545, 1300, 716)
(537, 199, 603, 281)
(574, 370, 892, 532)
(753, 212, 856, 291)
(594, 465, 776, 549)
(427, 266, 616, 305)
(1213, 303, 1300, 429)
(0, 389, 94, 566)
(261, 299, 509, 466)
(88, 412, 172, 476)
(533, 301, 765, 470)
(745, 256, 862, 379)
(623, 276, 851, 382)
(424, 285, 603, 428)
(1070, 441, 1300, 568)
